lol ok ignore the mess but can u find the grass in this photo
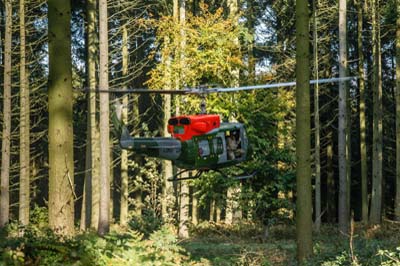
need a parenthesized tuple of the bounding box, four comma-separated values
(180, 221, 400, 266)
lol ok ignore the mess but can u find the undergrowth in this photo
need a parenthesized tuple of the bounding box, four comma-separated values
(1, 218, 399, 266)
(183, 221, 400, 266)
(0, 223, 207, 266)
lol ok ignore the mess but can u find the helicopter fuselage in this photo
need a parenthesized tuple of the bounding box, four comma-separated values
(118, 114, 249, 171)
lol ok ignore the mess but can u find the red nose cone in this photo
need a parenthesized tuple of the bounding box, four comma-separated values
(168, 114, 220, 141)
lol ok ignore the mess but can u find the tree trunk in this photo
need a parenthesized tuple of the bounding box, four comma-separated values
(178, 173, 189, 238)
(326, 131, 336, 223)
(312, 0, 321, 232)
(338, 0, 350, 233)
(19, 0, 30, 228)
(120, 23, 129, 227)
(161, 34, 173, 221)
(395, 0, 400, 221)
(209, 198, 215, 222)
(48, 0, 75, 235)
(81, 131, 90, 230)
(134, 191, 142, 216)
(177, 0, 189, 239)
(357, 0, 368, 223)
(225, 187, 234, 225)
(81, 0, 99, 231)
(370, 0, 383, 225)
(191, 186, 198, 225)
(98, 0, 110, 236)
(0, 0, 12, 228)
(86, 0, 100, 231)
(295, 0, 313, 261)
(216, 204, 221, 223)
(246, 0, 256, 83)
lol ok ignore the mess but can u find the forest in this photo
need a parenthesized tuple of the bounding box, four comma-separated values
(0, 0, 400, 265)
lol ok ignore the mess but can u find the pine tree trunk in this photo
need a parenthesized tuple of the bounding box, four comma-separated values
(395, 0, 400, 221)
(120, 23, 129, 227)
(177, 0, 189, 239)
(225, 187, 233, 225)
(98, 0, 110, 236)
(209, 198, 215, 222)
(233, 185, 242, 221)
(82, 0, 100, 231)
(338, 0, 350, 233)
(178, 173, 189, 238)
(19, 0, 30, 228)
(81, 134, 90, 230)
(357, 0, 368, 223)
(81, 0, 98, 231)
(48, 0, 75, 235)
(109, 149, 114, 221)
(246, 0, 255, 83)
(312, 0, 321, 232)
(326, 131, 336, 223)
(161, 34, 173, 221)
(295, 0, 313, 261)
(370, 0, 383, 225)
(191, 186, 198, 225)
(216, 204, 221, 223)
(134, 192, 142, 216)
(0, 0, 12, 228)
(161, 108, 173, 221)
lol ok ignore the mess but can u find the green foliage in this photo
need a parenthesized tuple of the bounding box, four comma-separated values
(128, 209, 163, 237)
(0, 224, 205, 266)
(378, 247, 400, 266)
(147, 3, 249, 91)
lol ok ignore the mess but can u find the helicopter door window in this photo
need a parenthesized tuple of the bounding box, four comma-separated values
(198, 139, 210, 157)
(213, 137, 223, 154)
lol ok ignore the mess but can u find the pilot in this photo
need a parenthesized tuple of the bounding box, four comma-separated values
(227, 132, 239, 160)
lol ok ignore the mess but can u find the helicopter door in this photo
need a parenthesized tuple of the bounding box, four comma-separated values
(226, 129, 244, 160)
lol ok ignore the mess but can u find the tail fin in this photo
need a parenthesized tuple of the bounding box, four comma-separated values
(111, 102, 125, 139)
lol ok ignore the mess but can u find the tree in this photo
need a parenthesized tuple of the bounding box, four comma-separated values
(225, 0, 243, 225)
(177, 0, 190, 239)
(369, 0, 383, 225)
(86, 0, 100, 231)
(48, 0, 75, 235)
(161, 5, 174, 223)
(98, 0, 110, 236)
(356, 0, 368, 223)
(312, 0, 321, 232)
(338, 0, 350, 233)
(395, 0, 400, 221)
(120, 23, 129, 227)
(19, 0, 30, 228)
(295, 0, 313, 261)
(0, 0, 12, 228)
(178, 174, 190, 238)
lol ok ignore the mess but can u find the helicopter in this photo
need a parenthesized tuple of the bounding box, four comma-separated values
(109, 77, 356, 181)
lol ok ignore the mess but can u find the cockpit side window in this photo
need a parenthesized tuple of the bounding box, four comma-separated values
(198, 139, 210, 157)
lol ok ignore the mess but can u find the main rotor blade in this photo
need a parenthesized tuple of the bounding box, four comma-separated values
(211, 76, 357, 93)
(94, 88, 189, 94)
(83, 76, 357, 94)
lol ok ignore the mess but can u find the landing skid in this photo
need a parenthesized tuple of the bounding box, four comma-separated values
(167, 167, 257, 182)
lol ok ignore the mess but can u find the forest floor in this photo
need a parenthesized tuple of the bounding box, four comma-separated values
(1, 218, 399, 265)
(181, 221, 400, 266)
